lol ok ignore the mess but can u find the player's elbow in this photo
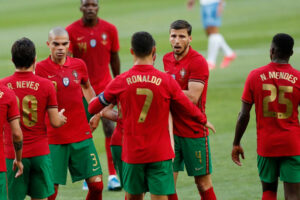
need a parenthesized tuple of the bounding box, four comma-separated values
(12, 129, 23, 142)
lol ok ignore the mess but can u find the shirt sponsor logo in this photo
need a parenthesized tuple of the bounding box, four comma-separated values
(63, 77, 70, 87)
(90, 39, 97, 48)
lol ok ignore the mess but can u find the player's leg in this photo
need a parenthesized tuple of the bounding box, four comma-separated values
(181, 135, 216, 199)
(257, 155, 279, 200)
(6, 158, 29, 200)
(28, 155, 55, 200)
(47, 144, 69, 200)
(123, 162, 147, 200)
(168, 135, 183, 200)
(280, 156, 300, 200)
(68, 138, 103, 200)
(147, 160, 175, 200)
(111, 145, 124, 187)
(0, 172, 8, 200)
(102, 117, 121, 190)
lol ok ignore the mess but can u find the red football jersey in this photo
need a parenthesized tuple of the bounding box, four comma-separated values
(89, 65, 207, 164)
(35, 56, 92, 144)
(163, 47, 209, 138)
(1, 72, 57, 158)
(0, 85, 19, 171)
(66, 18, 120, 94)
(110, 101, 123, 146)
(242, 62, 300, 157)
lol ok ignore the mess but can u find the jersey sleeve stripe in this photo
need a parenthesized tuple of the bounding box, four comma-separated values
(7, 115, 20, 122)
(189, 79, 205, 84)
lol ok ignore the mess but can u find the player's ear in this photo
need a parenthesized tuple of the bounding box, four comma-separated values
(189, 35, 192, 42)
(152, 47, 157, 62)
(46, 41, 50, 47)
(130, 48, 134, 55)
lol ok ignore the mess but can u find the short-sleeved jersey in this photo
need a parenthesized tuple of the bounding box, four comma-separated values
(1, 72, 57, 158)
(242, 62, 300, 157)
(0, 85, 19, 171)
(110, 101, 123, 146)
(35, 56, 92, 144)
(163, 47, 209, 138)
(66, 18, 120, 94)
(89, 65, 207, 164)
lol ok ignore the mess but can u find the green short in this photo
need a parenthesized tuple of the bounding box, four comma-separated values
(111, 145, 123, 186)
(6, 155, 54, 199)
(123, 160, 175, 195)
(257, 155, 300, 183)
(173, 135, 212, 176)
(0, 172, 8, 200)
(49, 138, 102, 185)
(83, 97, 93, 122)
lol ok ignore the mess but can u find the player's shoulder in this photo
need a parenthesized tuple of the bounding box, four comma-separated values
(99, 18, 117, 29)
(66, 19, 81, 31)
(0, 84, 15, 101)
(0, 75, 13, 84)
(163, 52, 173, 62)
(67, 56, 87, 68)
(189, 47, 206, 62)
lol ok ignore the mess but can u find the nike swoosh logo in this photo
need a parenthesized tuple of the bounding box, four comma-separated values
(77, 36, 85, 41)
(92, 167, 100, 172)
(195, 167, 204, 171)
(48, 75, 56, 78)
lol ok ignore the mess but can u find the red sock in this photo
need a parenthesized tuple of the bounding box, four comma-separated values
(48, 186, 58, 200)
(262, 191, 277, 200)
(200, 187, 217, 200)
(86, 181, 103, 200)
(125, 194, 127, 200)
(168, 193, 178, 200)
(105, 137, 116, 175)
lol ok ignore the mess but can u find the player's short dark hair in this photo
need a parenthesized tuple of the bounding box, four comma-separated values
(80, 0, 98, 4)
(131, 31, 156, 58)
(272, 33, 294, 59)
(170, 20, 192, 36)
(11, 37, 36, 69)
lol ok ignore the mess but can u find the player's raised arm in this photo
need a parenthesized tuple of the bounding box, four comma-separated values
(231, 101, 252, 166)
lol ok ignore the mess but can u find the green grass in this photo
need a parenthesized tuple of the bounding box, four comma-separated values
(1, 0, 300, 199)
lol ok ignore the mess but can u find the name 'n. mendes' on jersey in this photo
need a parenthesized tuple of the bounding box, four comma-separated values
(89, 65, 207, 164)
(242, 62, 300, 157)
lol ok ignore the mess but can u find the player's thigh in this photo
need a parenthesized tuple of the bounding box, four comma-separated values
(200, 3, 221, 29)
(280, 156, 300, 183)
(28, 155, 55, 199)
(257, 155, 280, 183)
(283, 182, 300, 200)
(49, 144, 69, 185)
(69, 138, 102, 183)
(172, 135, 184, 173)
(0, 172, 8, 200)
(181, 136, 212, 176)
(122, 162, 147, 195)
(6, 158, 29, 200)
(111, 145, 123, 186)
(147, 160, 175, 195)
(101, 117, 115, 137)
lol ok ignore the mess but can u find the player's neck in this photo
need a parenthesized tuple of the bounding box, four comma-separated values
(134, 56, 154, 66)
(52, 56, 66, 66)
(82, 17, 98, 27)
(272, 58, 289, 64)
(15, 65, 34, 72)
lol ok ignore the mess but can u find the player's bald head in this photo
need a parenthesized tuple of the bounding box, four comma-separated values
(48, 27, 69, 41)
(81, 0, 98, 4)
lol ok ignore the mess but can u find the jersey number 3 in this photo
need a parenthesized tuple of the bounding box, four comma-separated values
(263, 84, 293, 119)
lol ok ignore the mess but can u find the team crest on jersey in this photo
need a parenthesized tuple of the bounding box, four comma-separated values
(180, 68, 186, 79)
(72, 70, 80, 83)
(101, 33, 108, 45)
(171, 74, 176, 79)
(0, 91, 3, 99)
(63, 77, 70, 87)
(90, 39, 97, 48)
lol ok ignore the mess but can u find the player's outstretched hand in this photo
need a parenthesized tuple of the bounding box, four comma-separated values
(231, 145, 245, 166)
(13, 159, 23, 178)
(59, 108, 67, 125)
(205, 121, 216, 133)
(89, 113, 101, 133)
(187, 0, 195, 10)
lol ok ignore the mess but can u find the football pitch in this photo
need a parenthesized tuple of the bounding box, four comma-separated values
(1, 0, 300, 199)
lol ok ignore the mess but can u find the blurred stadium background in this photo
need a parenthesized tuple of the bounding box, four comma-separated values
(0, 0, 299, 199)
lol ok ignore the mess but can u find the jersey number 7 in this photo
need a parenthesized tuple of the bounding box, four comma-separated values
(136, 88, 153, 123)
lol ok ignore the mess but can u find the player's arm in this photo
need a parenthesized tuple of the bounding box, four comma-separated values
(110, 51, 120, 77)
(81, 80, 96, 104)
(183, 81, 204, 105)
(100, 104, 118, 121)
(231, 101, 253, 166)
(9, 118, 23, 178)
(169, 112, 174, 152)
(47, 108, 67, 128)
(88, 92, 111, 115)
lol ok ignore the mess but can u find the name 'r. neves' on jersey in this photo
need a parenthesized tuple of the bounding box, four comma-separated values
(6, 81, 40, 91)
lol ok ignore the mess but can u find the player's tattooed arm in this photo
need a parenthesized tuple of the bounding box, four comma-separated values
(13, 141, 23, 151)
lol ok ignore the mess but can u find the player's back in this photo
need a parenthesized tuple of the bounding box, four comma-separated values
(243, 62, 300, 156)
(0, 72, 57, 158)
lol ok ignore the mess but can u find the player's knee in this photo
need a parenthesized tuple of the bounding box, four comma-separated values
(102, 118, 115, 137)
(88, 180, 104, 193)
(195, 176, 212, 192)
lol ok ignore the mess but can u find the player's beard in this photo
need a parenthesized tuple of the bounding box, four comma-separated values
(173, 42, 189, 56)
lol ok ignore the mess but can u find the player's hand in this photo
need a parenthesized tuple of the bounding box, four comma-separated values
(187, 0, 195, 10)
(89, 113, 101, 133)
(205, 121, 216, 133)
(59, 108, 67, 125)
(12, 159, 23, 178)
(231, 145, 245, 166)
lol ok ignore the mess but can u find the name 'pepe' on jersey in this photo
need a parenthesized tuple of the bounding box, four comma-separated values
(89, 65, 207, 164)
(35, 56, 92, 144)
(66, 18, 120, 94)
(242, 62, 300, 157)
(0, 85, 20, 172)
(163, 47, 209, 138)
(0, 72, 57, 159)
